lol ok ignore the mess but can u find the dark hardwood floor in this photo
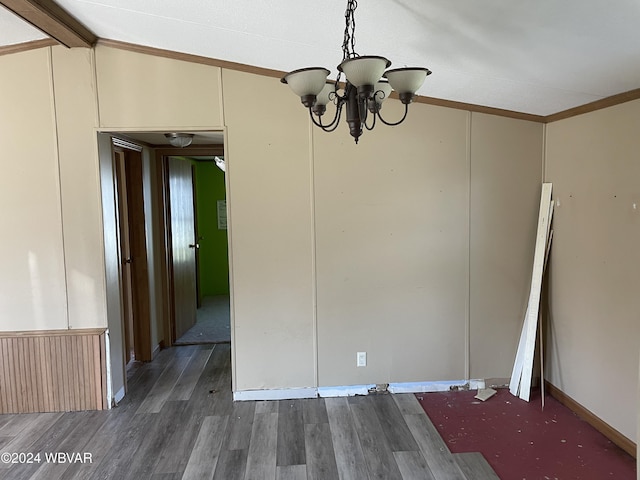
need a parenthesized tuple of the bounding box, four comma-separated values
(0, 344, 498, 479)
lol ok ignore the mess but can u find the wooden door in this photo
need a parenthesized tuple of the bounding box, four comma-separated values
(168, 157, 198, 339)
(114, 150, 135, 365)
(115, 147, 152, 363)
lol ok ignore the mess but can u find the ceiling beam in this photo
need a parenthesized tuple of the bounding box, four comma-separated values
(0, 0, 96, 48)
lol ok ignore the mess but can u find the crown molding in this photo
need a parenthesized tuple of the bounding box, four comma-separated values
(2, 33, 637, 124)
(0, 37, 56, 56)
(98, 39, 548, 123)
(96, 39, 285, 79)
(544, 87, 640, 123)
(411, 94, 546, 123)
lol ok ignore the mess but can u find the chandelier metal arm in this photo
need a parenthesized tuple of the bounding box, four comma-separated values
(375, 103, 410, 126)
(308, 102, 344, 132)
(364, 111, 376, 131)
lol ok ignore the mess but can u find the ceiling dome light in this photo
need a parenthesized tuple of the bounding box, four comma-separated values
(281, 0, 431, 143)
(165, 133, 194, 148)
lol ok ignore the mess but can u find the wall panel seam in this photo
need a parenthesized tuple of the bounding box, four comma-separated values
(465, 111, 472, 381)
(47, 46, 71, 330)
(309, 116, 318, 389)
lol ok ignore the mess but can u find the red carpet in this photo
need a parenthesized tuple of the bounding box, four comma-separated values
(416, 388, 636, 479)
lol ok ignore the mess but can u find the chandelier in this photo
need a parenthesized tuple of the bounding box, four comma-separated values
(281, 0, 431, 144)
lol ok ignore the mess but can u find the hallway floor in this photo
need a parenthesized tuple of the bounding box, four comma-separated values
(175, 295, 231, 344)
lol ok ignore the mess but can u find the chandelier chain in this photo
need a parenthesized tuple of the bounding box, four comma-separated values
(342, 0, 358, 60)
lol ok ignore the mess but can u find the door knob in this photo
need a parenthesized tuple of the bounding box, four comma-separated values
(124, 257, 132, 264)
(188, 243, 200, 249)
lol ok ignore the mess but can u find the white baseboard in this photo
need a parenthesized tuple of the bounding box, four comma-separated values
(233, 387, 317, 401)
(317, 384, 375, 397)
(232, 379, 487, 401)
(388, 379, 486, 393)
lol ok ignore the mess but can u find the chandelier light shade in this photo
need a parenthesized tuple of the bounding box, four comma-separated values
(371, 80, 392, 112)
(165, 133, 194, 148)
(281, 68, 330, 107)
(384, 68, 432, 103)
(281, 0, 431, 143)
(312, 82, 337, 116)
(337, 56, 391, 88)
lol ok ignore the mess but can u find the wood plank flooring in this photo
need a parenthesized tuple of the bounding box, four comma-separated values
(0, 344, 499, 479)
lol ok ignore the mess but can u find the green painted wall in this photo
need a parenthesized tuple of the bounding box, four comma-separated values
(193, 160, 229, 296)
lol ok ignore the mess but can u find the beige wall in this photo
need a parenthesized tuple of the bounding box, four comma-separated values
(222, 72, 544, 389)
(95, 45, 223, 129)
(0, 45, 544, 393)
(51, 47, 107, 330)
(545, 99, 640, 443)
(314, 104, 470, 386)
(222, 69, 317, 390)
(22, 46, 640, 441)
(469, 113, 543, 379)
(0, 47, 92, 331)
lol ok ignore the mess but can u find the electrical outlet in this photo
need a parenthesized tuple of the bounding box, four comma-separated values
(357, 351, 367, 367)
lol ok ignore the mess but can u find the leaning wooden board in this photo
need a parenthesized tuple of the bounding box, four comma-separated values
(509, 183, 553, 401)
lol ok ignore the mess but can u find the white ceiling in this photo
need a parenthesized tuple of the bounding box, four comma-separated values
(3, 0, 640, 116)
(0, 4, 47, 44)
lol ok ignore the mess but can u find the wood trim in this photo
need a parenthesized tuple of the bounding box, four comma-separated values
(0, 0, 96, 48)
(97, 38, 640, 124)
(0, 327, 107, 338)
(1, 35, 635, 123)
(544, 87, 640, 123)
(0, 38, 57, 56)
(409, 94, 546, 123)
(0, 330, 106, 413)
(99, 38, 546, 124)
(97, 38, 285, 79)
(545, 381, 636, 458)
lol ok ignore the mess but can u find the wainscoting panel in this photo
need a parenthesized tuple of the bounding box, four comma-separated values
(0, 329, 107, 414)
